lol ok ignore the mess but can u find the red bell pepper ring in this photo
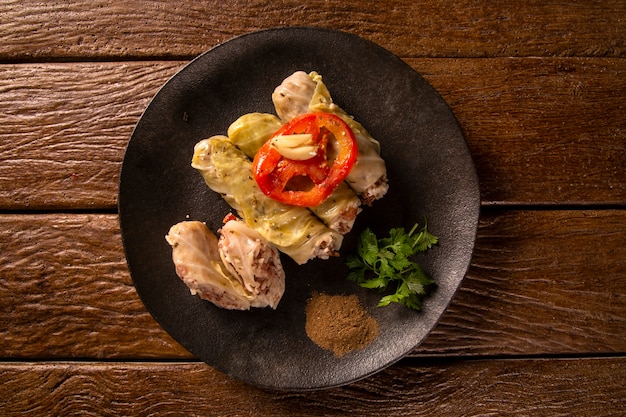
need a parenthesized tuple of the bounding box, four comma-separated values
(252, 112, 358, 207)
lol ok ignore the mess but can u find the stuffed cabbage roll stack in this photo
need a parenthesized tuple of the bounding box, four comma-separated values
(272, 71, 388, 205)
(192, 136, 343, 265)
(165, 220, 285, 310)
(228, 112, 361, 234)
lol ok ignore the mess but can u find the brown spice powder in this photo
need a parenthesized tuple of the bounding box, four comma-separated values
(304, 292, 379, 357)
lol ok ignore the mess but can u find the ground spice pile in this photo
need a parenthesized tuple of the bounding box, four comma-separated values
(304, 292, 379, 357)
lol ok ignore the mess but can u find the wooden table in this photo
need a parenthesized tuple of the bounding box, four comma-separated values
(2, 1, 625, 415)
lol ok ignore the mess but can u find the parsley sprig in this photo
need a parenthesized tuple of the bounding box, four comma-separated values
(346, 221, 439, 311)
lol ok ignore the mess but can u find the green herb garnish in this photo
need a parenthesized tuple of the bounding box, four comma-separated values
(346, 221, 439, 311)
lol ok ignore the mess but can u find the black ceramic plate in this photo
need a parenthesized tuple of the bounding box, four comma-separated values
(119, 27, 479, 390)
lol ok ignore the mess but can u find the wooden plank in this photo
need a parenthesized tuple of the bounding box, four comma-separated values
(0, 213, 190, 359)
(1, 1, 625, 60)
(1, 210, 624, 359)
(0, 61, 183, 210)
(419, 209, 626, 356)
(0, 58, 624, 209)
(0, 358, 624, 416)
(417, 57, 626, 205)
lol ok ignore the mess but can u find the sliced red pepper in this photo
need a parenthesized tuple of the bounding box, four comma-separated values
(252, 112, 357, 207)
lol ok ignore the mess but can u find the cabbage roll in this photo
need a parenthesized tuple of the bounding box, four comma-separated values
(226, 113, 361, 234)
(165, 220, 285, 310)
(309, 182, 361, 234)
(192, 136, 343, 265)
(218, 215, 285, 308)
(272, 71, 388, 205)
(227, 112, 283, 157)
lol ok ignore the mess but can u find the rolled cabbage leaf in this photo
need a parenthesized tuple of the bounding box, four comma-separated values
(218, 216, 285, 309)
(192, 136, 343, 265)
(227, 112, 283, 158)
(310, 182, 361, 234)
(272, 71, 388, 205)
(165, 221, 260, 310)
(226, 114, 361, 234)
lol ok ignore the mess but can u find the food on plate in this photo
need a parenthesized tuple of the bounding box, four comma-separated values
(227, 112, 283, 158)
(272, 71, 388, 205)
(192, 135, 343, 265)
(252, 112, 357, 207)
(346, 221, 438, 311)
(165, 219, 285, 310)
(218, 214, 285, 307)
(305, 292, 379, 357)
(308, 182, 360, 234)
(228, 112, 362, 234)
(167, 70, 398, 313)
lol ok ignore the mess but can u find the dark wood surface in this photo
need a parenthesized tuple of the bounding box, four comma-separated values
(1, 1, 624, 415)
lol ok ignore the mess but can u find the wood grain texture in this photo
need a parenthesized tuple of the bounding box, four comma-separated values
(0, 213, 190, 359)
(1, 0, 625, 61)
(419, 209, 626, 356)
(1, 210, 624, 359)
(0, 61, 183, 210)
(0, 358, 624, 416)
(416, 57, 626, 206)
(1, 58, 624, 209)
